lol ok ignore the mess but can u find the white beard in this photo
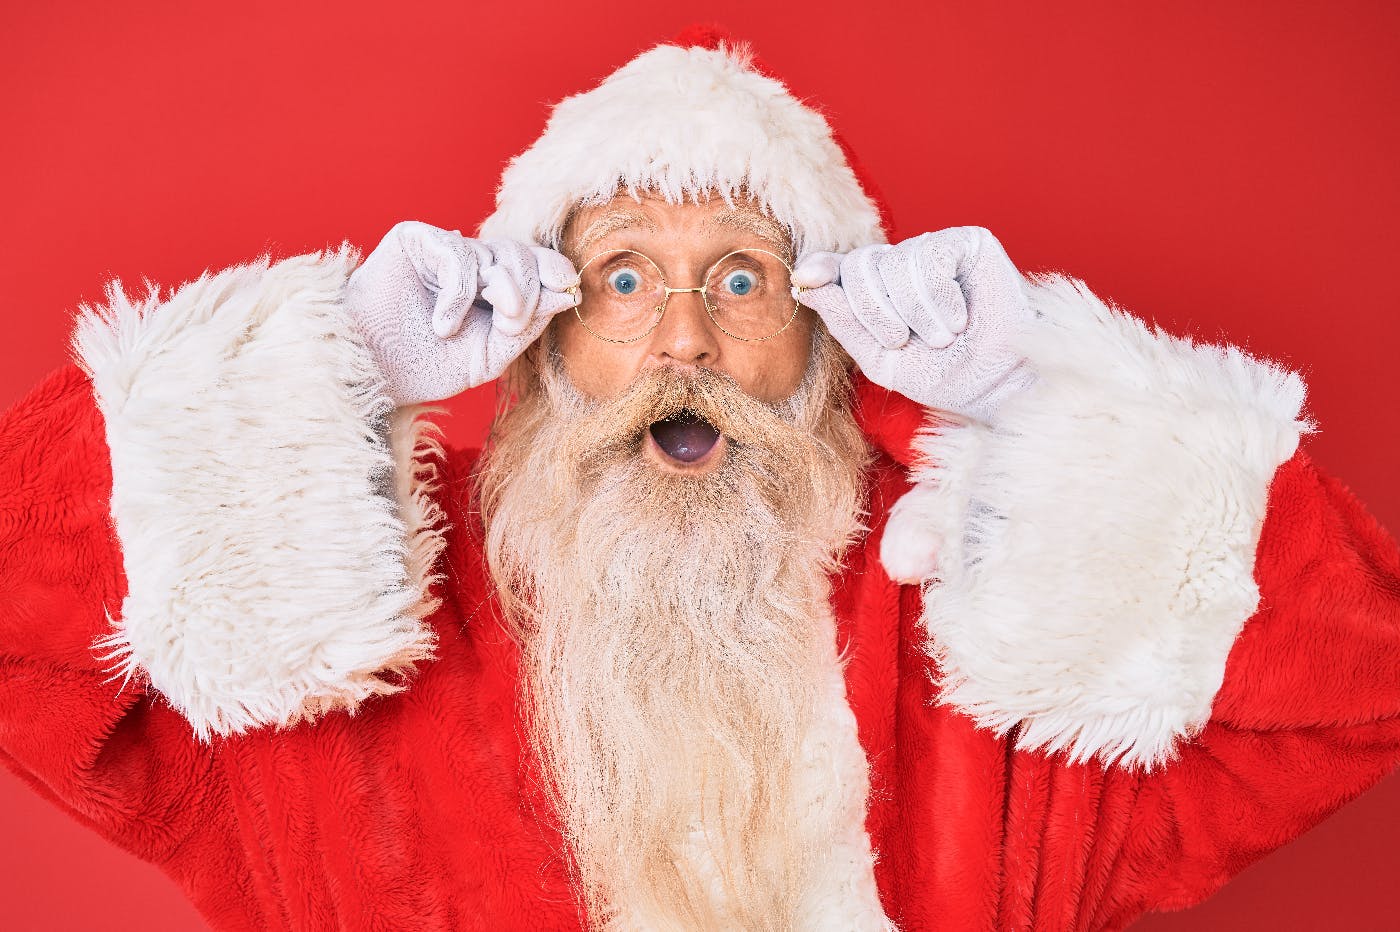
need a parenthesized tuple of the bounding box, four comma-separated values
(477, 336, 894, 931)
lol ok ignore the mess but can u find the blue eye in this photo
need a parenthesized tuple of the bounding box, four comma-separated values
(723, 270, 757, 296)
(607, 268, 641, 296)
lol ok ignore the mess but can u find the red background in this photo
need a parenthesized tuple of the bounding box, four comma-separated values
(2, 2, 1397, 929)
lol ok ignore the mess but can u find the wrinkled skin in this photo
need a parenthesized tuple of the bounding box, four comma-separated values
(554, 193, 817, 407)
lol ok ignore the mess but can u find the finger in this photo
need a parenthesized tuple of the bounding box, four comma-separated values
(873, 245, 958, 349)
(480, 240, 543, 337)
(904, 247, 965, 348)
(537, 288, 580, 320)
(949, 226, 992, 281)
(903, 297, 961, 349)
(417, 231, 483, 340)
(952, 227, 1033, 330)
(444, 301, 537, 387)
(439, 302, 498, 384)
(480, 264, 528, 336)
(796, 282, 883, 367)
(530, 245, 580, 295)
(790, 252, 843, 289)
(845, 246, 911, 350)
(431, 288, 473, 340)
(900, 230, 964, 334)
(513, 290, 570, 350)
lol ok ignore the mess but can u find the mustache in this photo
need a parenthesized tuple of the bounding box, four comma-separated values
(561, 365, 808, 465)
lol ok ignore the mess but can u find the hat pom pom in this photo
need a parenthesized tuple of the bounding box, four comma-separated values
(670, 23, 734, 50)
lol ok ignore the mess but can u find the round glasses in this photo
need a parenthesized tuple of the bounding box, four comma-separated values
(565, 247, 806, 344)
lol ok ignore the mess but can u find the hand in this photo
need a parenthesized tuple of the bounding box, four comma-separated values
(792, 226, 1038, 424)
(345, 220, 579, 406)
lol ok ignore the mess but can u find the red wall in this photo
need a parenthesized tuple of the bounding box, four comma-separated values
(1, 2, 1397, 928)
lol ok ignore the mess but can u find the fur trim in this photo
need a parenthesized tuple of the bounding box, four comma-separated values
(790, 643, 896, 930)
(477, 41, 887, 258)
(882, 273, 1314, 771)
(386, 403, 451, 623)
(71, 248, 445, 740)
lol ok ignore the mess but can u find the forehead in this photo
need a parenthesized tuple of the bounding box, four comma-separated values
(564, 193, 791, 260)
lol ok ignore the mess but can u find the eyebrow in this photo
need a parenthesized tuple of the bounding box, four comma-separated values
(574, 210, 659, 256)
(571, 205, 793, 261)
(704, 209, 791, 260)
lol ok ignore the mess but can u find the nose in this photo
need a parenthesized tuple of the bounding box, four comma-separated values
(649, 287, 720, 367)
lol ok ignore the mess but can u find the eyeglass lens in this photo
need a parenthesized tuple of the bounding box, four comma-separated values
(575, 249, 796, 342)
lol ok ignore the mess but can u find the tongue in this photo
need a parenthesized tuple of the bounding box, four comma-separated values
(649, 411, 721, 463)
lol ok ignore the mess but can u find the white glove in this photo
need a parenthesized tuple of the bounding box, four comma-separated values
(792, 226, 1039, 424)
(345, 220, 579, 406)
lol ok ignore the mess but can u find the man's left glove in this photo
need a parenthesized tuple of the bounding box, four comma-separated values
(792, 226, 1038, 424)
(345, 220, 579, 406)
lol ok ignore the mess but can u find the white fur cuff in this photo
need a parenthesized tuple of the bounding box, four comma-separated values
(881, 273, 1314, 771)
(72, 247, 446, 740)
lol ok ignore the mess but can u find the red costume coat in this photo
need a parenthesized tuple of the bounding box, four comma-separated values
(1, 250, 1398, 931)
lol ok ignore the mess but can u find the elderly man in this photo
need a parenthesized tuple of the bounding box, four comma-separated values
(1, 28, 1397, 932)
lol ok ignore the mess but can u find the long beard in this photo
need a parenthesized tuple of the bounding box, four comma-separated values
(475, 333, 871, 930)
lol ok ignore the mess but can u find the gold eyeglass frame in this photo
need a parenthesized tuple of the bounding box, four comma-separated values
(564, 247, 810, 345)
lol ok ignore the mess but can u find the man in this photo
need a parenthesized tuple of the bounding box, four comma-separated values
(1, 27, 1397, 931)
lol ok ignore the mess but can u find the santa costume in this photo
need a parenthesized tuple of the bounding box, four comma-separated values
(1, 25, 1398, 932)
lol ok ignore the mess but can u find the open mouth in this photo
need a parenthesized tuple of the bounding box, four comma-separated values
(647, 409, 722, 464)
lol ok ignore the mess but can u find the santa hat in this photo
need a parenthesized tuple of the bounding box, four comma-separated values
(476, 25, 894, 260)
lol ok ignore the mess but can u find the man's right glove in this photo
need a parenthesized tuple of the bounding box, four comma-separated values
(345, 220, 579, 406)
